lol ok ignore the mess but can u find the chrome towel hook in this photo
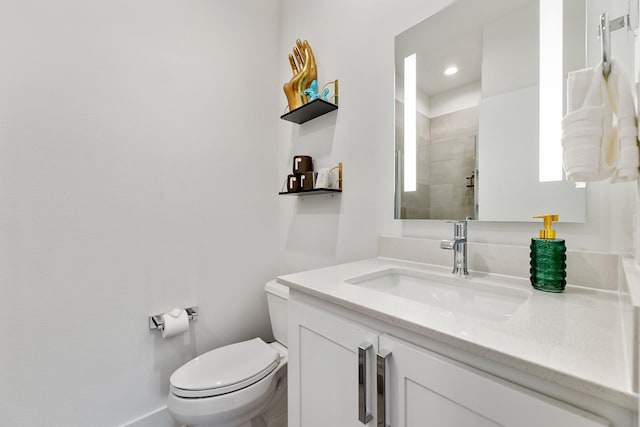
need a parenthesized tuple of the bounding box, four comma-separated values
(599, 11, 630, 79)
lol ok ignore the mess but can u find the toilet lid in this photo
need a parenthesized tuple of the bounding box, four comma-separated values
(170, 338, 280, 398)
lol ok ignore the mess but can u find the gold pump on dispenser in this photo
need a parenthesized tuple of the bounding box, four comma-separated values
(530, 214, 566, 292)
(534, 214, 558, 239)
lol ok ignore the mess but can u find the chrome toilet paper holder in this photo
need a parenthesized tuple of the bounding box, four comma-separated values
(149, 306, 198, 331)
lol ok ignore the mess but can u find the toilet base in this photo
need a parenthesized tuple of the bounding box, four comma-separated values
(169, 343, 287, 427)
(181, 373, 288, 427)
(178, 385, 285, 427)
(258, 374, 287, 427)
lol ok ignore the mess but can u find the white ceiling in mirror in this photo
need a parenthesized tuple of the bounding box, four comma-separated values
(394, 0, 588, 223)
(395, 0, 531, 97)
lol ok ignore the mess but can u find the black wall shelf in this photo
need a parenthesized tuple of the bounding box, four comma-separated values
(279, 188, 342, 196)
(280, 99, 338, 124)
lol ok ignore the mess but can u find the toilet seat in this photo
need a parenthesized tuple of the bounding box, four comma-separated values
(170, 338, 280, 399)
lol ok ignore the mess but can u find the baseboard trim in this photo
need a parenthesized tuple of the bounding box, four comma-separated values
(119, 405, 180, 427)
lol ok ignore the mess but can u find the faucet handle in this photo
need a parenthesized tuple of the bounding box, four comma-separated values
(446, 218, 470, 224)
(440, 240, 454, 250)
(446, 219, 468, 238)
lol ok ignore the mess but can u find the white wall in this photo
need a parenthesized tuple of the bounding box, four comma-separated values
(278, 0, 636, 274)
(428, 81, 481, 118)
(278, 0, 454, 273)
(481, 1, 539, 98)
(0, 1, 280, 425)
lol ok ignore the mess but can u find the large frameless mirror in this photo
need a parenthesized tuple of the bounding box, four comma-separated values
(394, 0, 589, 221)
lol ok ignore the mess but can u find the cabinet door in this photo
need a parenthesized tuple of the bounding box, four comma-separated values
(379, 335, 609, 427)
(289, 299, 379, 427)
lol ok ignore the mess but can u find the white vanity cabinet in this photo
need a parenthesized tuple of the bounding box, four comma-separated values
(379, 334, 608, 427)
(289, 296, 612, 427)
(288, 297, 380, 426)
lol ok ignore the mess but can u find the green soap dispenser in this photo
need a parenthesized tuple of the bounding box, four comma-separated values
(530, 214, 566, 293)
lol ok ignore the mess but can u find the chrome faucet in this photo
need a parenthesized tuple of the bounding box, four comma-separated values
(440, 219, 469, 276)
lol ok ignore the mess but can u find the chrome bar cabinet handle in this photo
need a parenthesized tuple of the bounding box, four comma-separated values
(358, 343, 373, 424)
(377, 350, 391, 427)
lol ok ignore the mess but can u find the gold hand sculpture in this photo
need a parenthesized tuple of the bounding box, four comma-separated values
(283, 39, 317, 111)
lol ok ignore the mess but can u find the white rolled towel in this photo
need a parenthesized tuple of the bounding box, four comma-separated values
(561, 106, 603, 130)
(612, 128, 639, 181)
(605, 59, 639, 182)
(562, 63, 615, 181)
(562, 126, 608, 182)
(566, 68, 593, 113)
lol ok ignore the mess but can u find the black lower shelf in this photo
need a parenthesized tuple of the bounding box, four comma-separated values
(279, 188, 342, 196)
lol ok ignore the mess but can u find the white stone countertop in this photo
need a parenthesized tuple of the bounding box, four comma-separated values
(278, 257, 637, 409)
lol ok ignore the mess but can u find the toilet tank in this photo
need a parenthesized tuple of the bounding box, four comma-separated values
(265, 280, 289, 347)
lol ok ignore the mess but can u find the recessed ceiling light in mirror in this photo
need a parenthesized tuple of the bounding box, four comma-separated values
(443, 66, 458, 76)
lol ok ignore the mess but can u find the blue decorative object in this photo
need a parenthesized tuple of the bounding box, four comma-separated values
(303, 80, 320, 100)
(320, 87, 330, 101)
(304, 80, 331, 102)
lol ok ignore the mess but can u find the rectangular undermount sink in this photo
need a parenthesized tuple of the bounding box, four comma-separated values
(345, 268, 532, 322)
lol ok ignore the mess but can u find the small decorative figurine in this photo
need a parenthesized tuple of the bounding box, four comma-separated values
(303, 80, 330, 102)
(283, 39, 317, 111)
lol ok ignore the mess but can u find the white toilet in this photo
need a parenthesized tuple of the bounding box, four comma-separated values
(167, 280, 289, 427)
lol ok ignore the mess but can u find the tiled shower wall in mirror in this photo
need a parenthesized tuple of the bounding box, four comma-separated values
(397, 104, 478, 219)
